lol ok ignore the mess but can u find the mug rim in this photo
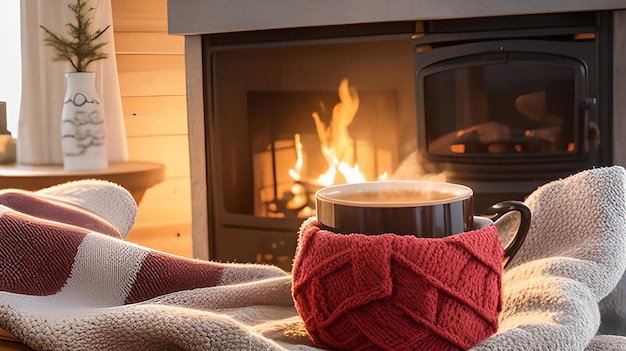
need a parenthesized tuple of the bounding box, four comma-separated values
(315, 180, 473, 208)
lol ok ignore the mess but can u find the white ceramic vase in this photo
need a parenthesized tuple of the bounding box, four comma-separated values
(61, 72, 108, 170)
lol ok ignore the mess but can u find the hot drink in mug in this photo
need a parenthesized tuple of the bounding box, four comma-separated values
(315, 180, 530, 267)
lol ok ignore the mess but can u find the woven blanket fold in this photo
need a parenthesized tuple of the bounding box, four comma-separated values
(0, 167, 625, 350)
(36, 179, 138, 238)
(471, 165, 626, 351)
(0, 180, 298, 350)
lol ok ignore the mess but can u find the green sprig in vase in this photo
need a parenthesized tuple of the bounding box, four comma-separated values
(40, 0, 110, 170)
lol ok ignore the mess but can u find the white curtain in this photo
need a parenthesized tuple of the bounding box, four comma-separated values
(17, 0, 128, 165)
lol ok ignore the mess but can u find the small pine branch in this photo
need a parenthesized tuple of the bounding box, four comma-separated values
(39, 0, 109, 72)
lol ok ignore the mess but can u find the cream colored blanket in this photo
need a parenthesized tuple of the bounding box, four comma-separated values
(0, 167, 625, 350)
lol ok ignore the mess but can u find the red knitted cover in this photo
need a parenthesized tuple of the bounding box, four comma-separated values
(292, 218, 503, 351)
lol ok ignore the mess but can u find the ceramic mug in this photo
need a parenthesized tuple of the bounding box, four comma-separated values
(315, 180, 530, 267)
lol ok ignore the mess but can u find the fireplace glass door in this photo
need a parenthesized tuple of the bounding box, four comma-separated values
(420, 53, 583, 159)
(211, 35, 418, 221)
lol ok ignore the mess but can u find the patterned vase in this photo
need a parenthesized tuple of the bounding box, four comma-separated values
(61, 72, 108, 170)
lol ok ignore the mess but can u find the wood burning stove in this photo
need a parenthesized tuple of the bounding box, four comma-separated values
(174, 8, 615, 270)
(411, 12, 613, 210)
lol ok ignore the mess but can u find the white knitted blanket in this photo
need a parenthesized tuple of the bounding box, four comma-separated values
(0, 167, 625, 350)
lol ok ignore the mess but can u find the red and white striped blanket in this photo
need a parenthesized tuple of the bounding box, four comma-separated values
(0, 167, 625, 350)
(0, 180, 310, 350)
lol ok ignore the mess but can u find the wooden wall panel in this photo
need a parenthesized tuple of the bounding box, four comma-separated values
(116, 55, 186, 96)
(126, 222, 193, 258)
(133, 178, 192, 226)
(113, 0, 193, 257)
(127, 135, 190, 178)
(111, 0, 168, 32)
(114, 32, 184, 54)
(123, 96, 188, 137)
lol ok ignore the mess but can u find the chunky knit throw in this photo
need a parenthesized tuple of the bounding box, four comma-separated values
(292, 220, 504, 350)
(0, 167, 626, 350)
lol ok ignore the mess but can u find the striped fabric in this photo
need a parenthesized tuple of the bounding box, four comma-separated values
(0, 181, 296, 351)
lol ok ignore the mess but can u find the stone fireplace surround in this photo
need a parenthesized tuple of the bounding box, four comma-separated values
(168, 0, 626, 260)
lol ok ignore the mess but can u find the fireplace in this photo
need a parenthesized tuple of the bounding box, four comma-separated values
(168, 2, 626, 270)
(204, 26, 420, 269)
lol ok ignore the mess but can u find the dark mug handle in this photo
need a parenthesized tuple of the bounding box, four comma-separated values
(479, 200, 531, 269)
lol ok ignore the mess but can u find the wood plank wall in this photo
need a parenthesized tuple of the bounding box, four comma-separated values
(111, 0, 193, 257)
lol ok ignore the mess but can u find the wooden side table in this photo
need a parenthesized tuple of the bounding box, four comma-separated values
(0, 161, 165, 204)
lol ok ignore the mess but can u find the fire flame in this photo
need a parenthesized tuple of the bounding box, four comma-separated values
(311, 78, 365, 185)
(285, 78, 384, 217)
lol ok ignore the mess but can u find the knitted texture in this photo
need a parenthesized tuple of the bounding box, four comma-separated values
(0, 183, 292, 350)
(36, 179, 137, 238)
(471, 165, 626, 351)
(0, 188, 122, 239)
(2, 168, 626, 350)
(292, 218, 504, 351)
